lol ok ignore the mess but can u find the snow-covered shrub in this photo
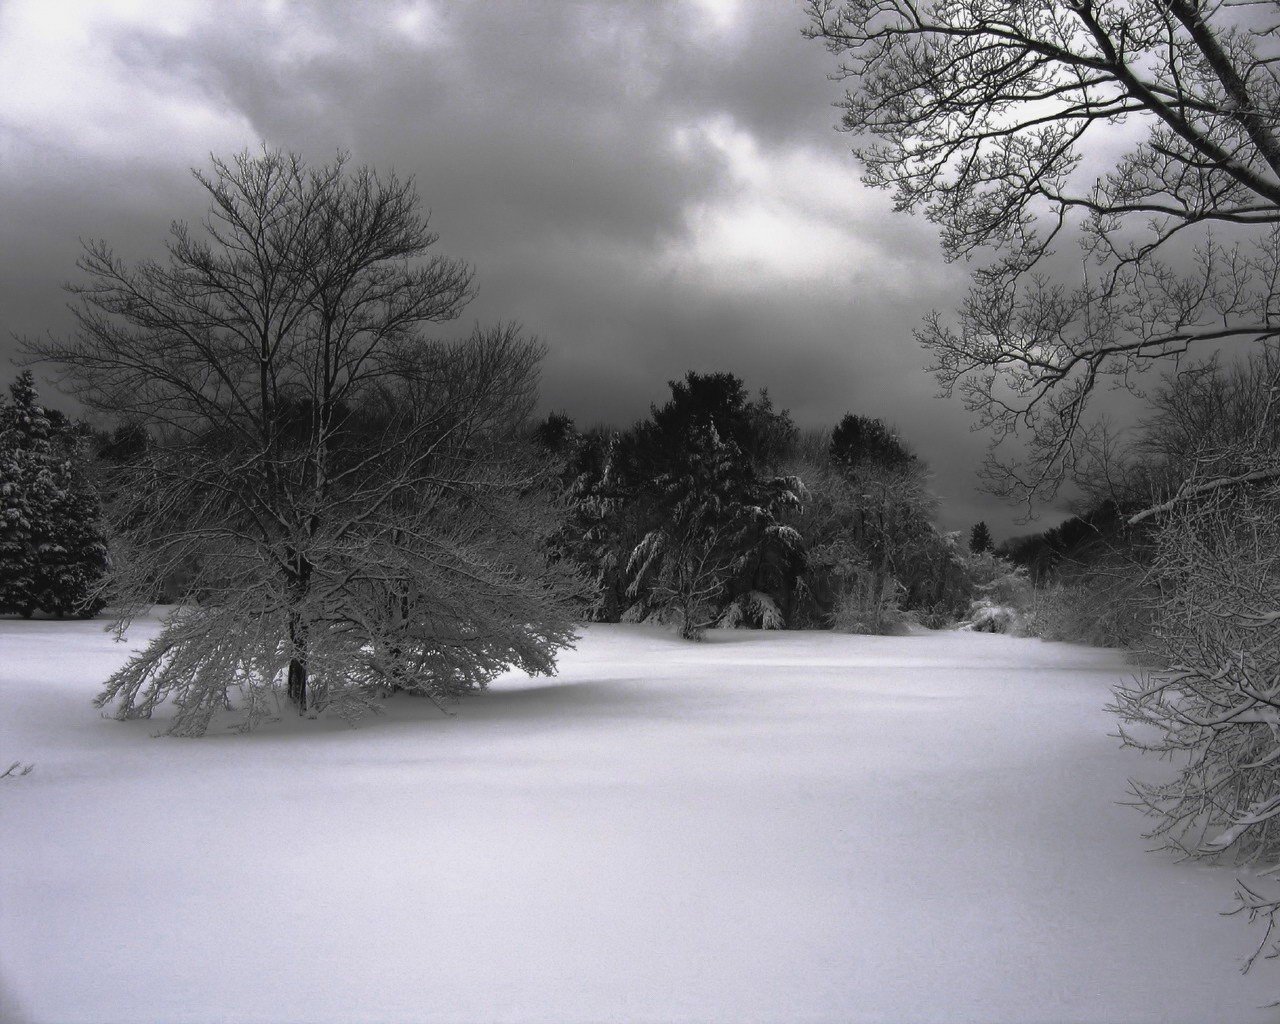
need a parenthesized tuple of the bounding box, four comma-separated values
(1108, 345, 1280, 968)
(966, 550, 1028, 605)
(718, 590, 784, 630)
(830, 570, 908, 635)
(618, 601, 650, 625)
(950, 551, 1032, 633)
(954, 551, 1029, 633)
(912, 603, 953, 630)
(1110, 473, 1280, 963)
(1018, 573, 1149, 647)
(959, 600, 1019, 634)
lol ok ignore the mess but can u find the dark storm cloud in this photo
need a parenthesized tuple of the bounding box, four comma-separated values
(0, 0, 1052, 538)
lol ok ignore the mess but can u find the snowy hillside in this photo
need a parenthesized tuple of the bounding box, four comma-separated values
(1, 618, 1274, 1022)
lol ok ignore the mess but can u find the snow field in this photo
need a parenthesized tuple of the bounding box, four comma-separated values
(1, 618, 1275, 1022)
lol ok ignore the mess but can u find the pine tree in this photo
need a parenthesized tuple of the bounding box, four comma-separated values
(830, 414, 913, 473)
(626, 417, 802, 639)
(0, 373, 50, 617)
(969, 521, 993, 555)
(546, 372, 805, 634)
(626, 421, 747, 638)
(563, 430, 639, 622)
(35, 474, 109, 617)
(0, 372, 108, 618)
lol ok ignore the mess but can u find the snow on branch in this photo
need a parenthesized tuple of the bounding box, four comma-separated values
(1128, 465, 1280, 525)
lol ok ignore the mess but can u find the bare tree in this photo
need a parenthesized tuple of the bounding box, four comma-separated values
(628, 520, 741, 639)
(1111, 469, 1280, 968)
(28, 149, 580, 735)
(783, 438, 961, 632)
(1105, 346, 1280, 967)
(806, 0, 1280, 504)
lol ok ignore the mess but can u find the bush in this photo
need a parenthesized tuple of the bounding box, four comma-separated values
(959, 599, 1018, 634)
(1105, 345, 1280, 968)
(830, 571, 908, 635)
(1017, 570, 1150, 648)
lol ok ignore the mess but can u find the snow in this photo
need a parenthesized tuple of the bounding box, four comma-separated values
(1, 616, 1277, 1022)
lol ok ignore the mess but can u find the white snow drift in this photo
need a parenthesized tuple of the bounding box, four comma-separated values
(1, 616, 1275, 1022)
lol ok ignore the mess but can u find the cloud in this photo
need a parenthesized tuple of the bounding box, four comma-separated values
(660, 116, 948, 295)
(0, 0, 1045, 536)
(0, 0, 253, 169)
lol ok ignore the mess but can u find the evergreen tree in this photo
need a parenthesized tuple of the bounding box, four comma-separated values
(539, 373, 808, 634)
(35, 476, 110, 617)
(969, 521, 993, 555)
(830, 414, 913, 473)
(530, 411, 576, 456)
(0, 373, 49, 617)
(627, 421, 793, 638)
(621, 374, 804, 638)
(0, 372, 108, 618)
(564, 429, 640, 622)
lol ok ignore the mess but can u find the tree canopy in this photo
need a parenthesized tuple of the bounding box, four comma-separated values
(807, 0, 1280, 503)
(27, 149, 579, 734)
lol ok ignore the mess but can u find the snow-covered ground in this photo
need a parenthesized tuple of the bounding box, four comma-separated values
(1, 617, 1275, 1023)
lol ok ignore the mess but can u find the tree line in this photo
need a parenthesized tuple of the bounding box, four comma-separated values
(0, 148, 1012, 740)
(3, 352, 1014, 644)
(531, 371, 1003, 640)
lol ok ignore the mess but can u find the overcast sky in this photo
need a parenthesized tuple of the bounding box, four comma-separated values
(0, 0, 1071, 539)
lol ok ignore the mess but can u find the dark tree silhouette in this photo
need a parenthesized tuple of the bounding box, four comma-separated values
(829, 414, 913, 472)
(0, 372, 108, 619)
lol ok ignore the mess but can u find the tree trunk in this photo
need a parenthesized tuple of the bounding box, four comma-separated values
(285, 549, 312, 713)
(287, 610, 308, 712)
